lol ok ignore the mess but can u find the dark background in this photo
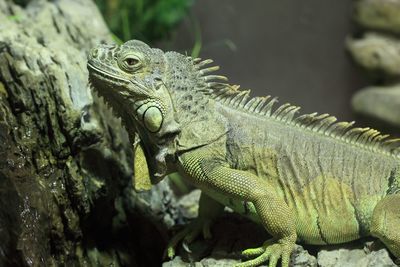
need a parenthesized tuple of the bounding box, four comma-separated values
(160, 0, 367, 121)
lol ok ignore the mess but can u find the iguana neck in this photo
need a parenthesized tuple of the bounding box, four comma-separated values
(163, 52, 215, 127)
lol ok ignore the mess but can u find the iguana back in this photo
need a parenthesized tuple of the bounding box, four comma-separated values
(214, 101, 400, 244)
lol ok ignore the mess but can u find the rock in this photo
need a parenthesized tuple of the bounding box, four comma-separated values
(318, 245, 396, 267)
(352, 84, 400, 127)
(354, 0, 400, 34)
(162, 256, 191, 267)
(0, 1, 180, 266)
(178, 189, 201, 219)
(359, 249, 397, 267)
(291, 245, 317, 267)
(162, 256, 240, 267)
(347, 33, 400, 77)
(200, 257, 241, 266)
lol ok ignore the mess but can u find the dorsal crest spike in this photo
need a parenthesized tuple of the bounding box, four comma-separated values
(261, 97, 278, 116)
(213, 87, 232, 99)
(243, 97, 258, 110)
(230, 90, 250, 107)
(239, 90, 251, 106)
(272, 103, 291, 119)
(197, 58, 213, 67)
(282, 106, 301, 122)
(207, 82, 226, 89)
(255, 96, 271, 113)
(204, 75, 228, 82)
(244, 97, 265, 112)
(361, 129, 379, 144)
(232, 84, 241, 91)
(305, 114, 331, 130)
(313, 116, 337, 132)
(294, 113, 318, 126)
(199, 66, 220, 75)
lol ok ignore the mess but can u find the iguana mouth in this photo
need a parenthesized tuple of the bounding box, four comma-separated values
(87, 61, 130, 86)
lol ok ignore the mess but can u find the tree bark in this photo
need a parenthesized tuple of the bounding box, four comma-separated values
(0, 1, 179, 266)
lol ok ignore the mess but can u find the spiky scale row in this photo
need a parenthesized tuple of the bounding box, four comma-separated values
(196, 58, 213, 68)
(193, 57, 400, 158)
(260, 97, 278, 116)
(277, 105, 301, 122)
(254, 97, 270, 113)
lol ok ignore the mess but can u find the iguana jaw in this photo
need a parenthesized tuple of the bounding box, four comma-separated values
(87, 60, 130, 85)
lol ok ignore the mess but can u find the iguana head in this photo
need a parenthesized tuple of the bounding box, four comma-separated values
(87, 40, 181, 144)
(87, 40, 229, 178)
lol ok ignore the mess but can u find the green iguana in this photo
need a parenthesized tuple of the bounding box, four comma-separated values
(87, 40, 400, 267)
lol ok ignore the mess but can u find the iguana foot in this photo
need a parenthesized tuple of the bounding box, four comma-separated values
(236, 238, 294, 267)
(165, 218, 213, 259)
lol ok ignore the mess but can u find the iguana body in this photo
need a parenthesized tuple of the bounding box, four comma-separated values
(87, 40, 400, 267)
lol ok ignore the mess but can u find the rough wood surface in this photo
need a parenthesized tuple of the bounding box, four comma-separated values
(0, 1, 179, 266)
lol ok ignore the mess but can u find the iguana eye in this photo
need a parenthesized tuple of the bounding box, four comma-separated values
(125, 57, 139, 66)
(118, 54, 142, 72)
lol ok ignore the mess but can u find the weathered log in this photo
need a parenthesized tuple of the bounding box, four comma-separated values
(0, 1, 179, 266)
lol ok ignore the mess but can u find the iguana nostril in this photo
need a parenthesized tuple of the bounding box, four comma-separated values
(91, 48, 99, 58)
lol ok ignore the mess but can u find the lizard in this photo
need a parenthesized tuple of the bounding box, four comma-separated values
(87, 40, 400, 267)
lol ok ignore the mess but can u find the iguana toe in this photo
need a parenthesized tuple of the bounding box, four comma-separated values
(242, 239, 275, 257)
(236, 238, 294, 267)
(166, 246, 176, 260)
(165, 217, 214, 259)
(184, 226, 202, 243)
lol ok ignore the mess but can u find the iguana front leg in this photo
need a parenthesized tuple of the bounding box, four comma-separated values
(176, 151, 297, 267)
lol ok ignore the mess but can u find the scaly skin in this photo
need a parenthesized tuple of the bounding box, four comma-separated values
(87, 40, 400, 267)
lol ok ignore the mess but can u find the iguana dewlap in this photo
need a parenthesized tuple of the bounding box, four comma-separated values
(87, 40, 400, 267)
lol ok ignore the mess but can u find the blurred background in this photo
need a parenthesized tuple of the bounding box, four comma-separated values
(95, 0, 367, 121)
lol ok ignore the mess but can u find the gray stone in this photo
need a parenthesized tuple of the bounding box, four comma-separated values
(347, 33, 400, 77)
(318, 246, 396, 267)
(352, 84, 400, 127)
(178, 189, 201, 219)
(354, 0, 400, 34)
(291, 245, 317, 267)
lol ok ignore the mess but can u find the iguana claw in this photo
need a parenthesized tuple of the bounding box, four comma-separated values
(236, 238, 294, 267)
(165, 218, 213, 259)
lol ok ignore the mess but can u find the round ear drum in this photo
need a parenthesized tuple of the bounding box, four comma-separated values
(143, 106, 163, 133)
